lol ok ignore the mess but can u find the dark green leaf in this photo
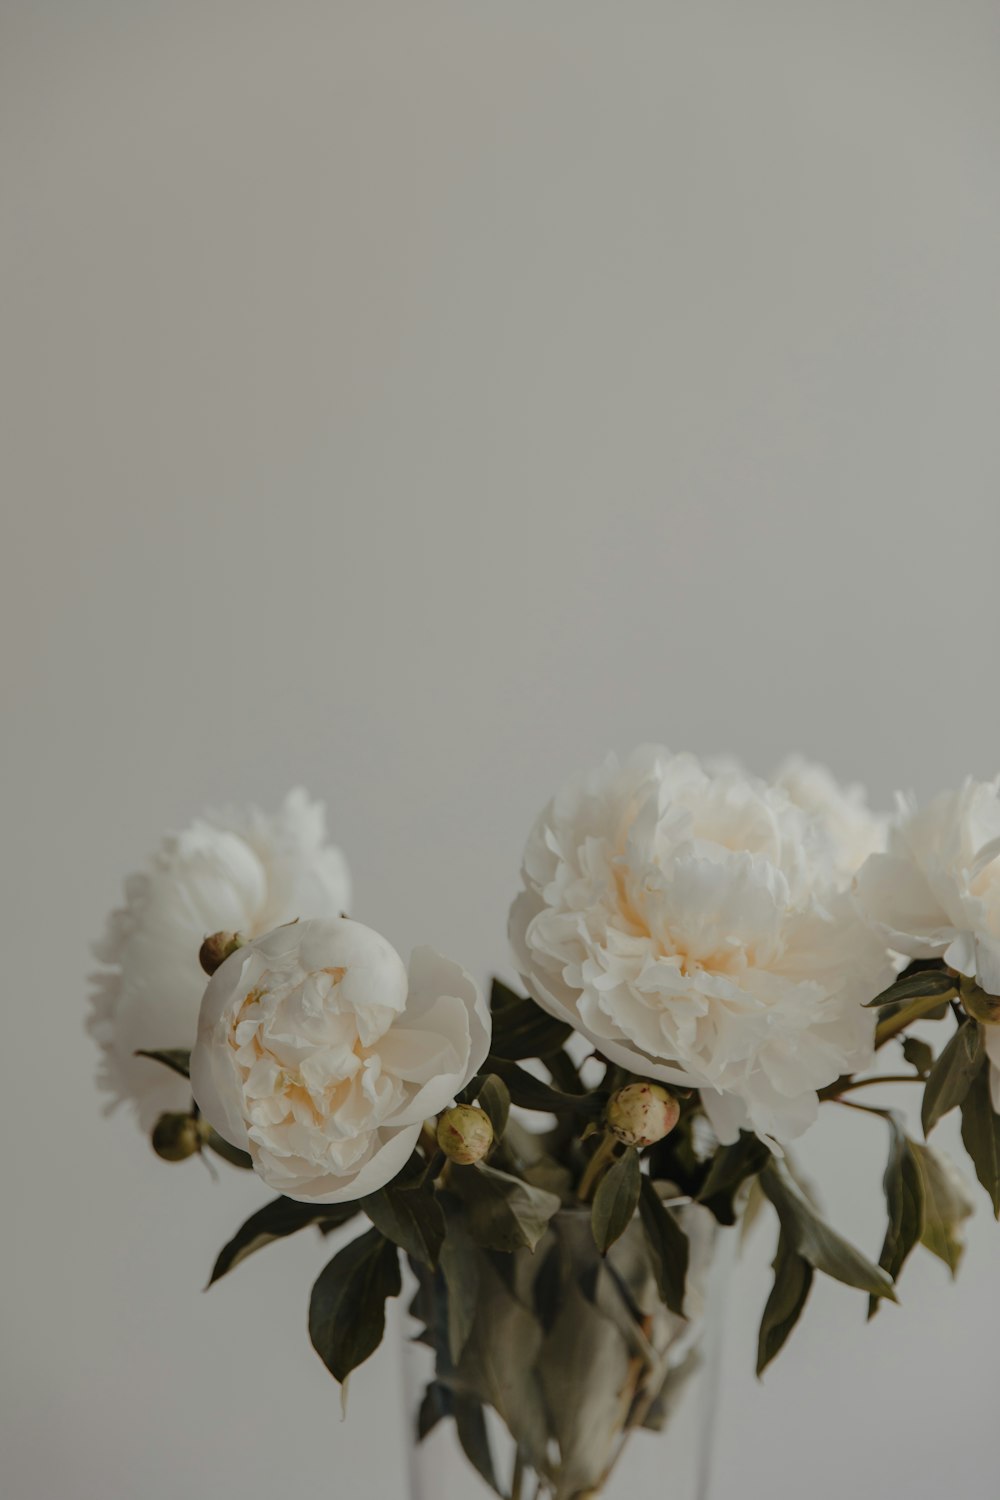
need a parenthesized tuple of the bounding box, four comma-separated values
(902, 1036, 935, 1079)
(416, 1381, 452, 1442)
(537, 1278, 633, 1495)
(921, 1021, 984, 1137)
(697, 1132, 770, 1225)
(591, 1147, 640, 1255)
(489, 978, 573, 1060)
(450, 1161, 561, 1252)
(911, 1142, 974, 1274)
(439, 1200, 481, 1364)
(637, 1178, 689, 1316)
(960, 1061, 1000, 1217)
(531, 1242, 563, 1333)
(455, 1258, 549, 1474)
(484, 1057, 605, 1118)
(308, 1228, 402, 1383)
(362, 1185, 445, 1270)
(875, 995, 954, 1048)
(865, 968, 956, 1008)
(869, 1115, 924, 1319)
(477, 1074, 511, 1138)
(208, 1196, 358, 1287)
(544, 1048, 584, 1094)
(453, 1396, 501, 1496)
(760, 1162, 896, 1301)
(205, 1130, 253, 1169)
(134, 1048, 191, 1079)
(756, 1229, 813, 1376)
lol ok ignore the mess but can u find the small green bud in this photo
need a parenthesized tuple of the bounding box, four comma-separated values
(606, 1082, 680, 1148)
(151, 1112, 210, 1162)
(436, 1105, 494, 1165)
(199, 930, 245, 977)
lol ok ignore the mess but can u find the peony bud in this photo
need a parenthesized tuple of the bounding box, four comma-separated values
(436, 1105, 494, 1165)
(199, 931, 245, 977)
(606, 1082, 680, 1148)
(151, 1112, 210, 1162)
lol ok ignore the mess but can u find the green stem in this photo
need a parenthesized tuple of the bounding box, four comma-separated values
(577, 1131, 619, 1202)
(833, 1098, 891, 1118)
(509, 1450, 525, 1500)
(421, 1149, 445, 1188)
(822, 1074, 924, 1100)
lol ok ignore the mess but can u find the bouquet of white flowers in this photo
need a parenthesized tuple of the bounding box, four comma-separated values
(89, 756, 1000, 1500)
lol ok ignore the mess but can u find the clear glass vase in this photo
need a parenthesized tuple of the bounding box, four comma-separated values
(402, 1198, 732, 1500)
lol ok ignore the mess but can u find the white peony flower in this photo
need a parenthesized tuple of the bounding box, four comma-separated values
(773, 755, 888, 886)
(191, 917, 491, 1202)
(510, 747, 890, 1147)
(854, 777, 1000, 1110)
(88, 789, 352, 1130)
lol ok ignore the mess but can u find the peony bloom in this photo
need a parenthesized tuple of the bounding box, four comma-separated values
(191, 918, 490, 1201)
(510, 747, 890, 1147)
(854, 777, 1000, 1109)
(88, 790, 351, 1130)
(773, 755, 887, 887)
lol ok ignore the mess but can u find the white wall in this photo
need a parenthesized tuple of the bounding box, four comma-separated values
(3, 5, 999, 1497)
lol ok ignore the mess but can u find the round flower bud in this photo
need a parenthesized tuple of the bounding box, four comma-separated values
(436, 1105, 494, 1165)
(606, 1083, 680, 1147)
(151, 1112, 209, 1161)
(199, 931, 245, 977)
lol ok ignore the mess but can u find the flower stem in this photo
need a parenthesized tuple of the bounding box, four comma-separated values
(420, 1149, 445, 1187)
(509, 1450, 525, 1500)
(825, 1074, 923, 1099)
(577, 1131, 619, 1202)
(833, 1098, 890, 1117)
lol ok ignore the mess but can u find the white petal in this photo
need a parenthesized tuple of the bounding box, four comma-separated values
(974, 933, 1000, 998)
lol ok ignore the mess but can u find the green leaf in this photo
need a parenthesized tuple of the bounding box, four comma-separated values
(875, 994, 954, 1048)
(204, 1130, 253, 1169)
(591, 1146, 640, 1255)
(484, 1057, 605, 1118)
(921, 1021, 984, 1137)
(760, 1162, 897, 1301)
(756, 1229, 813, 1376)
(208, 1197, 358, 1287)
(477, 1074, 511, 1138)
(416, 1381, 451, 1442)
(455, 1257, 549, 1474)
(438, 1199, 481, 1364)
(134, 1048, 191, 1079)
(911, 1142, 974, 1274)
(489, 978, 573, 1060)
(865, 968, 956, 1008)
(452, 1395, 501, 1496)
(902, 1036, 935, 1078)
(362, 1185, 445, 1269)
(537, 1277, 633, 1496)
(637, 1178, 689, 1316)
(308, 1228, 402, 1383)
(451, 1161, 561, 1252)
(960, 1061, 1000, 1217)
(869, 1115, 924, 1319)
(697, 1132, 770, 1225)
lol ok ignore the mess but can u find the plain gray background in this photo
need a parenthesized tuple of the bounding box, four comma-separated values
(3, 4, 1000, 1497)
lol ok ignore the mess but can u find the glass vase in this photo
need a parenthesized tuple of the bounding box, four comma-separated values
(402, 1197, 732, 1500)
